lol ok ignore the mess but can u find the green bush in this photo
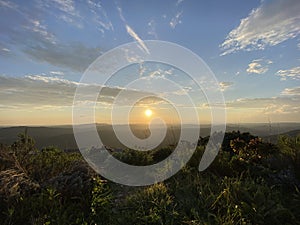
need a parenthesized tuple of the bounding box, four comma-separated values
(28, 147, 82, 183)
(1, 132, 300, 224)
(118, 183, 178, 225)
(277, 135, 300, 179)
(113, 148, 153, 166)
(90, 177, 113, 225)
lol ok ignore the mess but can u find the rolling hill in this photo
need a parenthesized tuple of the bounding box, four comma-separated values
(0, 123, 299, 150)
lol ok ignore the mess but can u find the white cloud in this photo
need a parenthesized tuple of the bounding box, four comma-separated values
(141, 68, 174, 80)
(26, 19, 56, 44)
(25, 75, 78, 85)
(50, 71, 64, 76)
(0, 75, 161, 109)
(86, 0, 114, 33)
(51, 0, 77, 16)
(226, 97, 286, 108)
(176, 0, 185, 6)
(169, 0, 185, 29)
(0, 43, 14, 57)
(148, 70, 162, 78)
(170, 11, 183, 29)
(0, 75, 78, 107)
(276, 66, 300, 80)
(116, 4, 149, 54)
(125, 25, 150, 54)
(262, 104, 300, 116)
(220, 0, 300, 55)
(201, 95, 300, 121)
(36, 0, 82, 27)
(246, 59, 272, 74)
(58, 14, 75, 24)
(0, 0, 18, 10)
(281, 86, 300, 96)
(219, 82, 234, 91)
(0, 6, 101, 71)
(147, 19, 158, 39)
(225, 96, 300, 118)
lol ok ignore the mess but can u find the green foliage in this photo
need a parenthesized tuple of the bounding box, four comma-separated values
(119, 183, 178, 225)
(113, 148, 153, 166)
(28, 147, 82, 183)
(221, 131, 257, 153)
(230, 137, 277, 163)
(208, 176, 294, 224)
(277, 135, 300, 179)
(9, 133, 37, 175)
(112, 146, 175, 166)
(0, 134, 91, 225)
(90, 177, 113, 225)
(152, 147, 174, 163)
(2, 187, 89, 225)
(0, 132, 300, 224)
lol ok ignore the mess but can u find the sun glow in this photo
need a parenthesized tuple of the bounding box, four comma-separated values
(145, 109, 153, 117)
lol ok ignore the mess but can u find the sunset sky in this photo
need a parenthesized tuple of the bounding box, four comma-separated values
(0, 0, 300, 125)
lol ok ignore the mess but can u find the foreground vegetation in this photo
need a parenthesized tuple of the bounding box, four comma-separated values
(0, 131, 299, 224)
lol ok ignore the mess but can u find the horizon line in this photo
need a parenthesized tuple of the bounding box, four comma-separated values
(1, 121, 300, 128)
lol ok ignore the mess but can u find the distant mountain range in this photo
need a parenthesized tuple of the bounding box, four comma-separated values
(0, 123, 299, 150)
(263, 129, 300, 143)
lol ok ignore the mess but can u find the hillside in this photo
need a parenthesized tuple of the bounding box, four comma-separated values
(0, 123, 299, 150)
(0, 131, 299, 224)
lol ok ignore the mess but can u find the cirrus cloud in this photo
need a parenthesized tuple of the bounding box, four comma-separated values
(281, 86, 300, 96)
(220, 0, 300, 55)
(276, 66, 300, 80)
(225, 96, 300, 120)
(170, 11, 183, 29)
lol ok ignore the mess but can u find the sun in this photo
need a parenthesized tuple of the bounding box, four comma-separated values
(145, 109, 153, 117)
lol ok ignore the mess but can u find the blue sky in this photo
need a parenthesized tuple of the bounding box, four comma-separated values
(0, 0, 299, 125)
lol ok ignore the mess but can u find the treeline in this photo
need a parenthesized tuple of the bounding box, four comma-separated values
(0, 132, 300, 224)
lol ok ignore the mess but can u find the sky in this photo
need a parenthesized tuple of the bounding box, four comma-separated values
(0, 0, 300, 126)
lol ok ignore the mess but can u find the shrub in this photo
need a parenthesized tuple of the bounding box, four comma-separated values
(1, 132, 300, 224)
(90, 177, 113, 225)
(119, 183, 178, 225)
(277, 135, 300, 179)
